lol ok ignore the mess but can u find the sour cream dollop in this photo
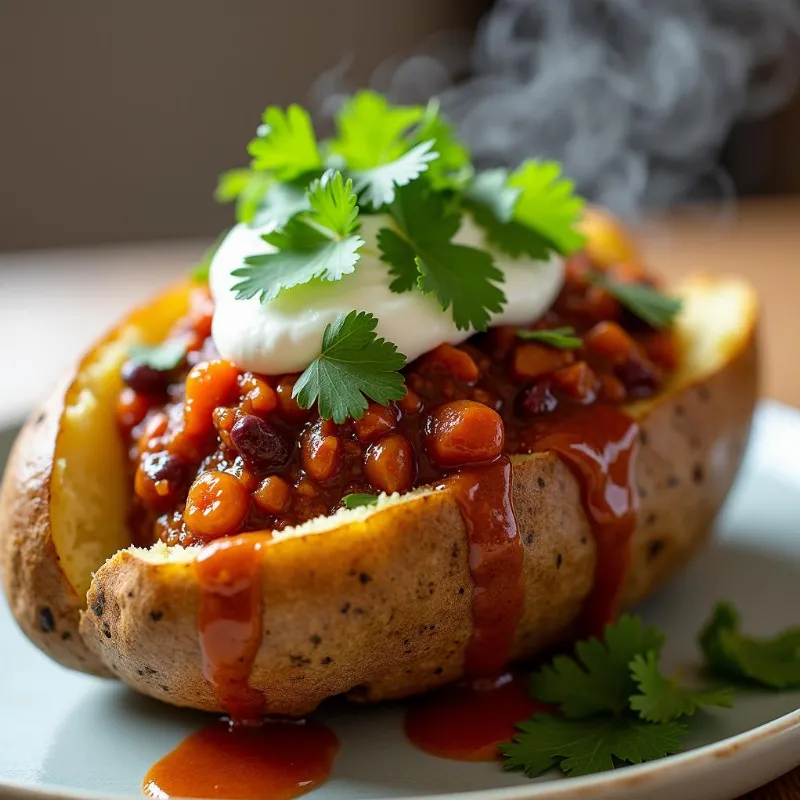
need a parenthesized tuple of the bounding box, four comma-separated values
(210, 215, 564, 375)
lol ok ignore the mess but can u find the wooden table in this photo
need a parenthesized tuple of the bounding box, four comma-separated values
(1, 198, 798, 797)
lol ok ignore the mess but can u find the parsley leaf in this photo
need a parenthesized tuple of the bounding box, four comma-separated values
(191, 228, 230, 283)
(330, 90, 424, 170)
(232, 172, 364, 303)
(248, 105, 323, 180)
(516, 326, 582, 349)
(128, 340, 187, 372)
(592, 276, 682, 330)
(378, 181, 506, 330)
(629, 652, 734, 722)
(510, 160, 586, 255)
(501, 714, 686, 778)
(700, 602, 800, 690)
(342, 493, 379, 509)
(293, 311, 407, 423)
(531, 614, 665, 717)
(353, 140, 438, 209)
(410, 99, 471, 190)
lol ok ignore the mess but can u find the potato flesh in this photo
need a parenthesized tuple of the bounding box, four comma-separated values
(50, 285, 190, 595)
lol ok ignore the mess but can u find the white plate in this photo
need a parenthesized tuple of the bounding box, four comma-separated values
(1, 402, 799, 800)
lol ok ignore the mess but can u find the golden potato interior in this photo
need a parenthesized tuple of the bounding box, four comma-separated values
(50, 284, 191, 596)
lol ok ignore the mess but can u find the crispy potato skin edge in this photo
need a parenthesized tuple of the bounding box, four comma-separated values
(79, 327, 758, 715)
(0, 380, 111, 675)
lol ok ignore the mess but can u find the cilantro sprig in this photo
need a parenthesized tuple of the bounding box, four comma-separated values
(231, 171, 364, 303)
(213, 91, 588, 340)
(516, 326, 582, 349)
(592, 275, 682, 330)
(700, 602, 800, 690)
(293, 311, 407, 423)
(502, 615, 733, 779)
(378, 181, 506, 331)
(342, 493, 380, 509)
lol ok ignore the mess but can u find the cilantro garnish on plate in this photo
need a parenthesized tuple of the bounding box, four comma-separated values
(700, 602, 800, 689)
(502, 714, 686, 778)
(292, 310, 407, 424)
(502, 614, 734, 779)
(629, 652, 734, 722)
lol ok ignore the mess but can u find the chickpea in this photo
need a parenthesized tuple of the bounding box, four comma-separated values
(183, 360, 240, 440)
(275, 376, 310, 422)
(418, 343, 480, 383)
(425, 400, 505, 468)
(253, 476, 292, 515)
(239, 374, 278, 415)
(301, 420, 342, 483)
(553, 362, 598, 403)
(184, 471, 250, 541)
(584, 321, 635, 364)
(397, 388, 423, 416)
(364, 434, 416, 494)
(512, 343, 575, 381)
(354, 403, 397, 443)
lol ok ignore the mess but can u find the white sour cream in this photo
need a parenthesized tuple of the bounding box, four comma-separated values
(210, 215, 564, 375)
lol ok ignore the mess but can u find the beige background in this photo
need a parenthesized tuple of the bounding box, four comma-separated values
(0, 0, 487, 250)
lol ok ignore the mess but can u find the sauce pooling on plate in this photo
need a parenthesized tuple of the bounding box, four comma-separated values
(404, 672, 543, 761)
(143, 720, 339, 800)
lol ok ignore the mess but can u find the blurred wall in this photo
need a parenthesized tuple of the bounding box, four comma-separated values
(0, 0, 487, 251)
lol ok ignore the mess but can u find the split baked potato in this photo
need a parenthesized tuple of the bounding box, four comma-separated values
(0, 269, 757, 715)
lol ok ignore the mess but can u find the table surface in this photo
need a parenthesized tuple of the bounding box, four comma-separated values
(1, 198, 799, 798)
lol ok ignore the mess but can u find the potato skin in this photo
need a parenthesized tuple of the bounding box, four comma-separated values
(0, 382, 111, 675)
(79, 327, 757, 715)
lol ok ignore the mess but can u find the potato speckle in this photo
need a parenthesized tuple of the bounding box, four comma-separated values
(39, 607, 55, 633)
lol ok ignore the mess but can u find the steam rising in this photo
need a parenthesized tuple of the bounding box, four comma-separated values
(315, 0, 800, 216)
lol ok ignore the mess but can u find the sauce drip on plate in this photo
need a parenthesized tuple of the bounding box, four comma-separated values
(529, 406, 640, 635)
(143, 720, 339, 800)
(404, 672, 544, 761)
(443, 457, 525, 677)
(195, 534, 272, 721)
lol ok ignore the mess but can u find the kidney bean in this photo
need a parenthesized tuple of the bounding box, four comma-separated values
(516, 381, 559, 417)
(253, 476, 292, 514)
(614, 356, 661, 398)
(230, 414, 291, 473)
(134, 451, 188, 511)
(121, 361, 171, 395)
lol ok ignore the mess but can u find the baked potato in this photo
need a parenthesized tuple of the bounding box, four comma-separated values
(0, 269, 757, 715)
